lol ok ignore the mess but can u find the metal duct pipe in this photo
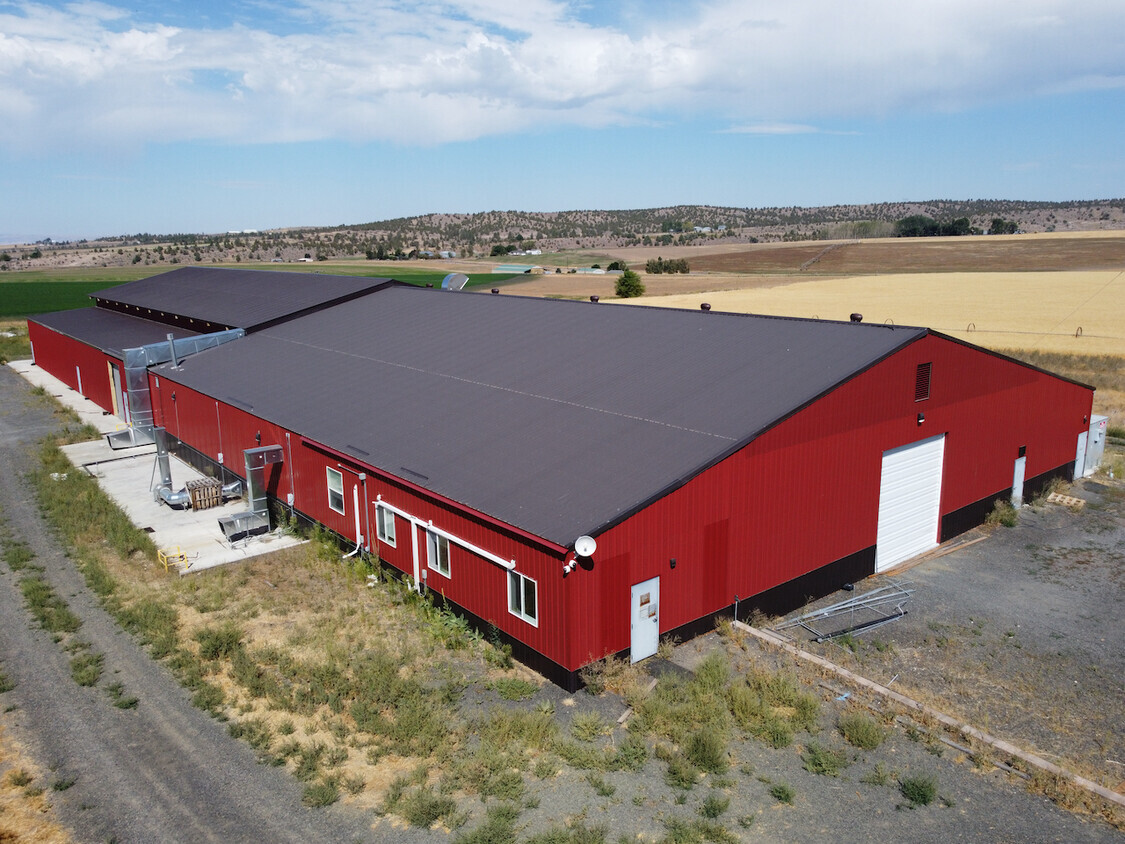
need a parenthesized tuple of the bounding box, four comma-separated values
(159, 486, 191, 508)
(152, 427, 191, 508)
(221, 480, 243, 500)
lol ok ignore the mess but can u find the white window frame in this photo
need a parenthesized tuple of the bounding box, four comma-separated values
(426, 529, 450, 578)
(508, 570, 538, 627)
(375, 505, 396, 547)
(326, 467, 345, 515)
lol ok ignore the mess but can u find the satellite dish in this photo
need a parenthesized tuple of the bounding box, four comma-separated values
(441, 272, 469, 290)
(574, 535, 597, 557)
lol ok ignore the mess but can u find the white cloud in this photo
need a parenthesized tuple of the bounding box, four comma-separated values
(723, 123, 823, 135)
(1, 0, 1123, 153)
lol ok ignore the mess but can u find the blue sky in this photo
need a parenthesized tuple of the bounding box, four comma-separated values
(2, 0, 1123, 242)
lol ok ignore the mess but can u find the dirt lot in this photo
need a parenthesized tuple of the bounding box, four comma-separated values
(756, 473, 1125, 796)
(684, 232, 1125, 275)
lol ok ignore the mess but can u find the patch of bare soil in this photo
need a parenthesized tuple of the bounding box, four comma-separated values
(689, 233, 1125, 275)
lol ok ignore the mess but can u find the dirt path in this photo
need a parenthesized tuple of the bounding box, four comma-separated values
(0, 367, 412, 843)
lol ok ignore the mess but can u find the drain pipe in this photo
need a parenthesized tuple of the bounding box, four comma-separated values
(342, 482, 363, 558)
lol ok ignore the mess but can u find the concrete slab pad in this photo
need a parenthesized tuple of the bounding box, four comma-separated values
(10, 359, 305, 572)
(7, 359, 129, 436)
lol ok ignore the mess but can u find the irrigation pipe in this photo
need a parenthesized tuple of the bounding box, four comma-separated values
(732, 620, 1125, 810)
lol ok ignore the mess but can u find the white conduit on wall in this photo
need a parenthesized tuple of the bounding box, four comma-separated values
(342, 482, 364, 558)
(374, 495, 516, 587)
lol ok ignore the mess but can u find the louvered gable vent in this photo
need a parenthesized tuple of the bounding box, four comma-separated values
(915, 362, 932, 402)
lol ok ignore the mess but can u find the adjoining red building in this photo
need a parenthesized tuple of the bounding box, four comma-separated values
(27, 268, 1096, 689)
(27, 267, 392, 424)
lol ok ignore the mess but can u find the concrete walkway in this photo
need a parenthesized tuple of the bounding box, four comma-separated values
(8, 359, 304, 572)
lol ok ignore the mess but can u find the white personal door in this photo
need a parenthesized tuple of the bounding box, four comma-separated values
(875, 434, 945, 572)
(630, 577, 660, 663)
(1011, 456, 1026, 508)
(1074, 431, 1088, 479)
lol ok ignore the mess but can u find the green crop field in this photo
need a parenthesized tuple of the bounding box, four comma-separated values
(256, 262, 524, 289)
(0, 262, 526, 319)
(0, 281, 125, 317)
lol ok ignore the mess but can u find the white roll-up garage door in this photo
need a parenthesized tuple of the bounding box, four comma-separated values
(875, 434, 945, 572)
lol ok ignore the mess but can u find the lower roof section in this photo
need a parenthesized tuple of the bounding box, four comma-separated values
(30, 308, 200, 358)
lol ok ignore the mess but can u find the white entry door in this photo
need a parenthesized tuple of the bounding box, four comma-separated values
(630, 577, 660, 663)
(1011, 456, 1026, 508)
(875, 434, 945, 572)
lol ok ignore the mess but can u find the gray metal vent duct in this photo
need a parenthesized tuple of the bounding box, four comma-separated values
(152, 427, 191, 508)
(217, 445, 283, 544)
(107, 328, 245, 451)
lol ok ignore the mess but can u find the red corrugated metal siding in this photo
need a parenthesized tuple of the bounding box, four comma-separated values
(150, 372, 572, 668)
(28, 321, 118, 413)
(360, 468, 566, 660)
(571, 334, 1092, 664)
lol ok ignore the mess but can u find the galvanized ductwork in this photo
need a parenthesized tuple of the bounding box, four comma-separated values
(107, 329, 245, 451)
(217, 445, 283, 544)
(152, 427, 191, 508)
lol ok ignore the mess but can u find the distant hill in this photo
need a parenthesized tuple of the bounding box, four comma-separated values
(7, 199, 1124, 270)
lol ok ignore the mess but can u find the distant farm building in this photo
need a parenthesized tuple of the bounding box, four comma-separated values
(27, 268, 1098, 689)
(492, 264, 544, 274)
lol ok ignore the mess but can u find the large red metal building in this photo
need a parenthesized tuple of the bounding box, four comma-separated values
(27, 268, 1095, 688)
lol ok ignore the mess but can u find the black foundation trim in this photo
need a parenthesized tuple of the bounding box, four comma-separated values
(940, 460, 1075, 541)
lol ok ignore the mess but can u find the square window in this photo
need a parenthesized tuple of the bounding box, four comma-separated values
(376, 505, 396, 547)
(508, 570, 538, 626)
(427, 530, 450, 577)
(326, 468, 345, 514)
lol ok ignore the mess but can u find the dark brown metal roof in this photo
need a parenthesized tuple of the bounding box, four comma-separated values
(30, 308, 200, 358)
(156, 284, 926, 546)
(90, 267, 392, 331)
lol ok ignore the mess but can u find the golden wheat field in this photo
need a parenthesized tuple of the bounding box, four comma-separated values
(635, 270, 1125, 357)
(628, 270, 1125, 428)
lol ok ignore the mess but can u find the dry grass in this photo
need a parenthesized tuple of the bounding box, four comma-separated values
(87, 538, 531, 814)
(0, 724, 72, 843)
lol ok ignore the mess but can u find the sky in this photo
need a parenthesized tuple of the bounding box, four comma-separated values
(1, 0, 1124, 243)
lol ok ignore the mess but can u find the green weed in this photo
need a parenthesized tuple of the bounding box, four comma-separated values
(7, 769, 33, 787)
(985, 499, 1019, 528)
(454, 801, 522, 844)
(20, 575, 82, 634)
(586, 772, 616, 797)
(492, 677, 537, 701)
(802, 742, 850, 777)
(769, 783, 795, 804)
(525, 820, 609, 844)
(194, 622, 244, 660)
(105, 681, 139, 709)
(699, 792, 730, 819)
(301, 779, 340, 807)
(837, 712, 887, 750)
(400, 786, 457, 827)
(571, 712, 610, 742)
(899, 773, 938, 806)
(69, 651, 105, 687)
